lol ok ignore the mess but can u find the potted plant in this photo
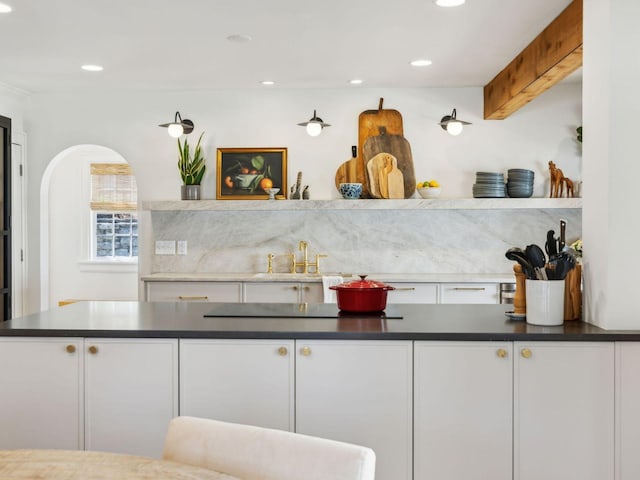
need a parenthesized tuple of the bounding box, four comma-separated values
(178, 132, 206, 200)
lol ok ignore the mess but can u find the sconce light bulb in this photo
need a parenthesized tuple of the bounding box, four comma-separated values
(167, 124, 184, 138)
(306, 122, 323, 137)
(446, 121, 463, 136)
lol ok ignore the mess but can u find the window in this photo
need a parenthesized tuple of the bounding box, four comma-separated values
(90, 163, 138, 261)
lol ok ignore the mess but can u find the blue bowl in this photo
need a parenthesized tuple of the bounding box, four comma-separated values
(339, 183, 362, 199)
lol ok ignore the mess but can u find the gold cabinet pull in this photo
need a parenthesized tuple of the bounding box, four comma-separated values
(66, 344, 76, 354)
(292, 286, 299, 291)
(453, 287, 486, 291)
(303, 286, 310, 291)
(393, 287, 416, 291)
(300, 346, 311, 356)
(178, 295, 209, 300)
(496, 348, 508, 358)
(278, 346, 288, 356)
(88, 345, 99, 355)
(521, 348, 532, 359)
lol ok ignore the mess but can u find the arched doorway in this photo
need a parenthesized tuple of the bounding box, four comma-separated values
(40, 145, 139, 310)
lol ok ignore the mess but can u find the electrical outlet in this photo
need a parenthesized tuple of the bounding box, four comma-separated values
(155, 240, 176, 255)
(177, 240, 188, 255)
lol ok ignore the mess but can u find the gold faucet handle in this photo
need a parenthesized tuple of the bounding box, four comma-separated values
(286, 253, 297, 273)
(266, 253, 275, 274)
(312, 254, 329, 273)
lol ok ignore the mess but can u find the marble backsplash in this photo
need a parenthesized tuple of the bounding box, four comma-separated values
(148, 208, 582, 276)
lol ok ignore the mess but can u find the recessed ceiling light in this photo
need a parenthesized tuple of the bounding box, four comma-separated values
(434, 0, 465, 7)
(410, 59, 432, 67)
(0, 3, 13, 13)
(349, 79, 364, 85)
(227, 34, 252, 43)
(261, 80, 275, 86)
(81, 64, 104, 72)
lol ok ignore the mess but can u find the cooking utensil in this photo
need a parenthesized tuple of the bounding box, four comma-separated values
(525, 244, 548, 280)
(363, 126, 416, 198)
(335, 146, 358, 192)
(505, 247, 536, 280)
(358, 98, 404, 198)
(559, 219, 567, 251)
(545, 229, 558, 259)
(329, 275, 395, 312)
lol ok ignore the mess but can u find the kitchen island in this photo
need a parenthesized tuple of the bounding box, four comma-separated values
(1, 302, 639, 480)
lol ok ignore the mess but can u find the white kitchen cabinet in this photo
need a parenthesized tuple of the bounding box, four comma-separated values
(145, 281, 242, 302)
(243, 282, 323, 303)
(440, 283, 500, 303)
(414, 341, 512, 480)
(386, 283, 438, 304)
(0, 337, 84, 450)
(295, 340, 413, 480)
(180, 339, 294, 431)
(83, 338, 178, 458)
(514, 342, 614, 480)
(616, 342, 640, 480)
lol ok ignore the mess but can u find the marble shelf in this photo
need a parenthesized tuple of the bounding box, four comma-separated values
(142, 197, 582, 212)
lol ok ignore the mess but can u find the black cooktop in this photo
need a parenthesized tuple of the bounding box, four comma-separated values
(204, 303, 403, 319)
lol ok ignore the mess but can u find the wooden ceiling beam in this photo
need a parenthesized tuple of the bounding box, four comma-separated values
(483, 0, 583, 120)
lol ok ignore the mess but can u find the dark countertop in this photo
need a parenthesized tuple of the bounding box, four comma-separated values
(1, 301, 639, 341)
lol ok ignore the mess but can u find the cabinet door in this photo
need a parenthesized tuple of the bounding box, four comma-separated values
(300, 283, 323, 303)
(244, 282, 300, 303)
(84, 339, 178, 458)
(414, 341, 512, 480)
(145, 281, 242, 302)
(514, 342, 614, 480)
(295, 340, 413, 480)
(0, 337, 83, 450)
(440, 283, 500, 303)
(387, 283, 438, 304)
(180, 339, 294, 431)
(616, 342, 640, 480)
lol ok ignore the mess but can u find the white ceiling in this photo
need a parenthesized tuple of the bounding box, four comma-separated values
(0, 0, 577, 93)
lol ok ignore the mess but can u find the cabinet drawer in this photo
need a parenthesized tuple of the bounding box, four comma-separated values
(440, 283, 499, 304)
(145, 282, 242, 302)
(387, 283, 438, 304)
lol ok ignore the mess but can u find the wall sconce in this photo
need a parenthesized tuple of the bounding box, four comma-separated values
(159, 111, 194, 138)
(297, 110, 331, 137)
(438, 108, 471, 136)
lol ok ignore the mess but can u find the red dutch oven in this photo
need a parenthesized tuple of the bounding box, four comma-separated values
(329, 275, 395, 312)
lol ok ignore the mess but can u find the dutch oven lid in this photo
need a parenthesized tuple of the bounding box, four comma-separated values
(330, 275, 395, 291)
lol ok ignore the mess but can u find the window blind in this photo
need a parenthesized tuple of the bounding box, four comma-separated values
(90, 163, 137, 211)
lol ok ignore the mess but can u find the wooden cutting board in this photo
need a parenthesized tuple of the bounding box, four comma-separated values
(334, 146, 358, 192)
(387, 159, 404, 199)
(366, 152, 398, 199)
(363, 128, 416, 199)
(358, 98, 404, 198)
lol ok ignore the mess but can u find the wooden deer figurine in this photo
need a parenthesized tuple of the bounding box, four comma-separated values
(549, 161, 575, 198)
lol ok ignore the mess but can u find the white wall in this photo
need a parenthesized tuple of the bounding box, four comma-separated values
(583, 0, 640, 329)
(24, 84, 581, 311)
(45, 145, 138, 308)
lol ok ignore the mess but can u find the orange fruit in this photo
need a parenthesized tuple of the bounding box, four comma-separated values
(260, 178, 273, 190)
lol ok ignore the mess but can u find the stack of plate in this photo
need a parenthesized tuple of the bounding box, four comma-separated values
(506, 169, 534, 198)
(473, 172, 506, 198)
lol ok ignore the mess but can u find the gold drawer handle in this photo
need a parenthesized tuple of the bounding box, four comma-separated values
(66, 344, 76, 354)
(521, 348, 532, 359)
(178, 296, 209, 300)
(496, 348, 507, 358)
(278, 346, 288, 356)
(393, 287, 416, 291)
(88, 345, 99, 355)
(452, 287, 486, 291)
(292, 286, 299, 291)
(300, 346, 311, 356)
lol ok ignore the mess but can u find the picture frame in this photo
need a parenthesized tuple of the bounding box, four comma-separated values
(216, 147, 288, 200)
